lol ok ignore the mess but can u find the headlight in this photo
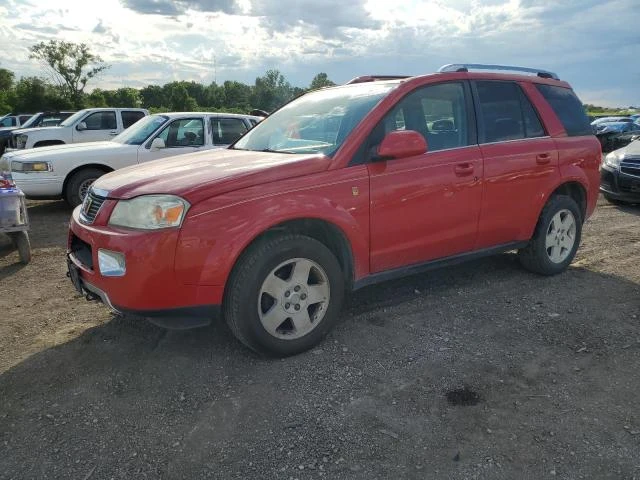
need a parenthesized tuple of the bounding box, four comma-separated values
(15, 134, 27, 149)
(109, 194, 190, 230)
(11, 161, 52, 172)
(604, 152, 622, 169)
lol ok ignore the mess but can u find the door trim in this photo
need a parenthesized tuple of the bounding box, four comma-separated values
(353, 241, 528, 290)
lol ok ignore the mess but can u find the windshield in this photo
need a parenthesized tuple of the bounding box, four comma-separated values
(20, 114, 41, 128)
(112, 115, 169, 145)
(59, 110, 90, 127)
(233, 82, 398, 155)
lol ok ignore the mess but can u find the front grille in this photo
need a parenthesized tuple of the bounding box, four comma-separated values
(620, 158, 640, 177)
(79, 190, 106, 224)
(618, 177, 640, 193)
(70, 233, 93, 269)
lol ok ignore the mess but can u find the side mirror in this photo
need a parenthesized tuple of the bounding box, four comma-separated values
(376, 130, 427, 160)
(76, 122, 87, 131)
(150, 137, 166, 150)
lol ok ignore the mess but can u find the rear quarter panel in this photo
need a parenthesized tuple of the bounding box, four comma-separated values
(174, 165, 371, 287)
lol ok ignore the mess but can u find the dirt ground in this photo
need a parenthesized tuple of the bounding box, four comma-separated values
(1, 198, 639, 480)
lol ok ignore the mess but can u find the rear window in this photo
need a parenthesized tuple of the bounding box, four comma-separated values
(535, 84, 592, 137)
(122, 111, 146, 129)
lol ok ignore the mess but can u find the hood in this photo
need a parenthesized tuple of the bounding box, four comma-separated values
(94, 148, 331, 203)
(12, 126, 65, 136)
(617, 139, 640, 157)
(3, 141, 122, 160)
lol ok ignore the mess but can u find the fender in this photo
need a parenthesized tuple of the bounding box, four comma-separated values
(174, 166, 371, 287)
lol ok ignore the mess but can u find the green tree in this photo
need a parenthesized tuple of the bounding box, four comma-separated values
(222, 81, 252, 110)
(251, 70, 294, 112)
(0, 68, 15, 91)
(309, 72, 335, 91)
(110, 87, 142, 108)
(29, 40, 109, 107)
(140, 84, 164, 109)
(86, 88, 108, 107)
(165, 84, 198, 111)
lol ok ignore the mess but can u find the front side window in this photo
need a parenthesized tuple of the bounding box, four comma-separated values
(0, 117, 16, 127)
(370, 82, 470, 154)
(156, 118, 204, 147)
(233, 82, 399, 155)
(212, 118, 248, 145)
(83, 111, 117, 130)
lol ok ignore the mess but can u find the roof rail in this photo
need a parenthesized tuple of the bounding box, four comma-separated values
(438, 63, 559, 80)
(345, 75, 411, 85)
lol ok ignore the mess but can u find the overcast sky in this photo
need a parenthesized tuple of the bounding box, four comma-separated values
(0, 0, 637, 107)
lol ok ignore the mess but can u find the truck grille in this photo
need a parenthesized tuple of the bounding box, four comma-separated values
(79, 190, 106, 224)
(620, 157, 640, 177)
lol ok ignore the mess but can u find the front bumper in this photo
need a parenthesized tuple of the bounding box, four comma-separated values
(13, 173, 64, 198)
(67, 205, 223, 329)
(600, 164, 640, 203)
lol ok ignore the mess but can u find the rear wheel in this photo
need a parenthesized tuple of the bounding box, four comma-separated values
(224, 234, 345, 357)
(65, 168, 105, 207)
(8, 231, 31, 264)
(518, 195, 582, 275)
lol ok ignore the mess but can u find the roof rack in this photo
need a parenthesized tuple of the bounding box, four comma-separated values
(345, 75, 411, 85)
(438, 63, 559, 80)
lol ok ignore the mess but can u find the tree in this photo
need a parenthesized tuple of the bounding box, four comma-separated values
(0, 68, 14, 92)
(110, 87, 142, 108)
(309, 73, 335, 91)
(251, 70, 294, 112)
(29, 40, 109, 107)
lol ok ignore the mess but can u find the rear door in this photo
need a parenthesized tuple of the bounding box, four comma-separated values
(211, 117, 249, 148)
(368, 81, 483, 272)
(473, 80, 559, 249)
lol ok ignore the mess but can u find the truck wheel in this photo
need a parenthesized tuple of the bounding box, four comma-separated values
(9, 231, 31, 264)
(224, 234, 345, 357)
(65, 168, 105, 207)
(518, 195, 582, 275)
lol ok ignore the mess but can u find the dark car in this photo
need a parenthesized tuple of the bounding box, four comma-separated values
(601, 139, 640, 205)
(0, 111, 75, 156)
(596, 121, 640, 153)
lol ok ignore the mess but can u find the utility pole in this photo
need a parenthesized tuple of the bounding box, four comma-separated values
(213, 55, 217, 84)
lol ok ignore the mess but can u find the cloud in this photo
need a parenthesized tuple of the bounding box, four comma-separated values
(120, 0, 240, 16)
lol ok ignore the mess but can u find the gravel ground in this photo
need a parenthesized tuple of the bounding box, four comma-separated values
(0, 198, 639, 479)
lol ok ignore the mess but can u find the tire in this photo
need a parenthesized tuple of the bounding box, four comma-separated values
(9, 231, 31, 264)
(224, 234, 345, 357)
(518, 195, 582, 275)
(603, 194, 630, 206)
(65, 168, 105, 207)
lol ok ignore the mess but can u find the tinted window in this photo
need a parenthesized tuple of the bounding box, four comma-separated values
(122, 111, 146, 129)
(156, 118, 204, 147)
(212, 118, 248, 145)
(83, 111, 117, 130)
(0, 117, 16, 127)
(18, 115, 31, 125)
(372, 82, 469, 153)
(519, 89, 545, 138)
(536, 84, 592, 136)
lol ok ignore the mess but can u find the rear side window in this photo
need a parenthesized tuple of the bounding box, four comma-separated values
(475, 81, 545, 143)
(212, 118, 248, 145)
(535, 84, 592, 136)
(122, 111, 146, 129)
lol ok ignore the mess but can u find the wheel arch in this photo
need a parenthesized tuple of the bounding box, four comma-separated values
(62, 164, 114, 198)
(548, 181, 587, 223)
(33, 140, 65, 148)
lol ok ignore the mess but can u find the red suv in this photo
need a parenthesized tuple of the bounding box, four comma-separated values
(67, 64, 600, 356)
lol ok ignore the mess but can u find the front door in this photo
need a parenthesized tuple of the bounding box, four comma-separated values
(368, 81, 483, 273)
(73, 111, 119, 143)
(137, 117, 206, 163)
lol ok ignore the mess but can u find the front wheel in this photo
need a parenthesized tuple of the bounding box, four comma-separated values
(224, 234, 345, 357)
(518, 195, 582, 275)
(65, 168, 105, 207)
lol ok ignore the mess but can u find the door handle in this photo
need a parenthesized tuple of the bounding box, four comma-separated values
(109, 131, 118, 136)
(454, 163, 474, 176)
(536, 153, 551, 164)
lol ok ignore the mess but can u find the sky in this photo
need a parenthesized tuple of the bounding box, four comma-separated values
(0, 0, 637, 107)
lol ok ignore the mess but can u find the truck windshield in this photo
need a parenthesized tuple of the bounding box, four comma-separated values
(233, 82, 399, 156)
(112, 115, 169, 145)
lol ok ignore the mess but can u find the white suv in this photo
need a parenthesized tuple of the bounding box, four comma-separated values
(10, 108, 149, 150)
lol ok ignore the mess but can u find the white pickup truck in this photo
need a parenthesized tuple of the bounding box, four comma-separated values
(9, 108, 149, 150)
(0, 112, 263, 206)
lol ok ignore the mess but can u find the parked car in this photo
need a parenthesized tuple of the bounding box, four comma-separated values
(8, 108, 149, 150)
(0, 112, 262, 207)
(601, 139, 640, 205)
(0, 113, 34, 128)
(66, 63, 600, 356)
(0, 111, 75, 156)
(596, 121, 640, 153)
(591, 116, 634, 126)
